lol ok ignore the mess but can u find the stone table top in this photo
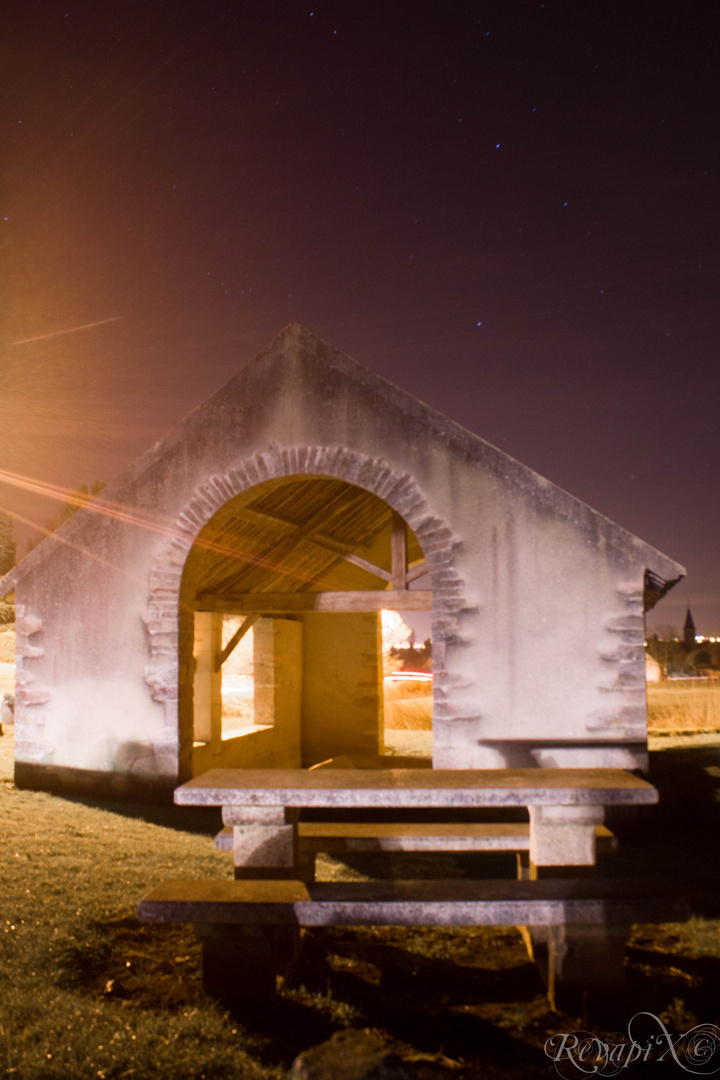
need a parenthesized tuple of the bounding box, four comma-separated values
(174, 767, 658, 809)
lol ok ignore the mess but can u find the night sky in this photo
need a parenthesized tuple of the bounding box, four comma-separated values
(1, 0, 718, 633)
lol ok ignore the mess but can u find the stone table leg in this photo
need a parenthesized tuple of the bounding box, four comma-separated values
(193, 922, 301, 1002)
(529, 805, 605, 870)
(222, 805, 299, 879)
(547, 921, 632, 1025)
(524, 808, 621, 1018)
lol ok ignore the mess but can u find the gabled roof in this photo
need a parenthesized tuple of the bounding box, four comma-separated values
(0, 322, 686, 598)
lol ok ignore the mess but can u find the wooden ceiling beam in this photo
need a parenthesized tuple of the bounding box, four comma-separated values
(307, 535, 392, 582)
(200, 493, 429, 598)
(206, 497, 362, 596)
(231, 505, 299, 536)
(233, 503, 376, 554)
(195, 590, 433, 614)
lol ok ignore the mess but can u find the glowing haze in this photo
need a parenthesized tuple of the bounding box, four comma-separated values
(1, 1, 718, 632)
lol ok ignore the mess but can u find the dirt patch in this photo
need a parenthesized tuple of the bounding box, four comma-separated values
(60, 917, 205, 1009)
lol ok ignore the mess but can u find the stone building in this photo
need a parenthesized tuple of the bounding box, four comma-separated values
(0, 324, 684, 799)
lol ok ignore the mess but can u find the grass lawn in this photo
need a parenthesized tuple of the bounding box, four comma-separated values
(3, 729, 720, 1078)
(0, 736, 284, 1079)
(3, 671, 720, 1077)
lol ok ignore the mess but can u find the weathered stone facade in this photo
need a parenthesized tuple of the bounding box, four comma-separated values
(0, 324, 684, 800)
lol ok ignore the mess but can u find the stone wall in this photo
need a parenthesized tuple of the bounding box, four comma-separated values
(144, 446, 463, 778)
(3, 325, 684, 796)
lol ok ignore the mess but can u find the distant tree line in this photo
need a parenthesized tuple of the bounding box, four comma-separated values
(646, 632, 720, 678)
(389, 639, 432, 673)
(0, 507, 16, 623)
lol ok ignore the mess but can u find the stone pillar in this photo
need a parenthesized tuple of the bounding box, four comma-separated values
(252, 617, 302, 766)
(193, 922, 300, 1002)
(520, 806, 630, 1025)
(300, 612, 383, 766)
(547, 922, 631, 1025)
(192, 612, 222, 748)
(525, 806, 613, 1018)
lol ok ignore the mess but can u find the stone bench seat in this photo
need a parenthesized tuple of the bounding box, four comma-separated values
(137, 874, 688, 1017)
(213, 820, 618, 855)
(138, 875, 683, 928)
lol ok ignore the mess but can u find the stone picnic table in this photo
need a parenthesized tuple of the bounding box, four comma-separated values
(174, 766, 658, 874)
(137, 764, 681, 1019)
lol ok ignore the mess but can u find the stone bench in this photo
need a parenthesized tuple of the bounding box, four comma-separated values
(138, 876, 681, 927)
(137, 876, 687, 1017)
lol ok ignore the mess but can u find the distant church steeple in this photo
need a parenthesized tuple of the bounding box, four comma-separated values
(683, 608, 697, 651)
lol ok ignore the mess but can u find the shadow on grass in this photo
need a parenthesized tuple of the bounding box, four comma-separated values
(53, 793, 223, 836)
(605, 744, 720, 919)
(277, 926, 554, 1073)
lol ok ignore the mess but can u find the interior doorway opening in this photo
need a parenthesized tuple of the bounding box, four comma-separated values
(218, 616, 255, 739)
(181, 475, 431, 773)
(381, 609, 433, 759)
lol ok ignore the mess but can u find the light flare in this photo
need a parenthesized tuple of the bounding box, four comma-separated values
(1, 504, 139, 586)
(10, 317, 121, 346)
(0, 469, 343, 587)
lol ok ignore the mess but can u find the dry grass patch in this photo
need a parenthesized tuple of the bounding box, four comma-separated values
(221, 691, 254, 724)
(0, 627, 15, 663)
(647, 681, 720, 733)
(384, 678, 432, 731)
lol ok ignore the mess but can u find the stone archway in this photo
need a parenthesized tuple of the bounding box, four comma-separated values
(143, 445, 465, 778)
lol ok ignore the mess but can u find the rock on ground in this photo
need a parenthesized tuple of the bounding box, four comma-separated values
(286, 1028, 465, 1080)
(287, 1028, 410, 1080)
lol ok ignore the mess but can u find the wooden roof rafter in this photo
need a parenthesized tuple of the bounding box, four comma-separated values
(189, 475, 429, 611)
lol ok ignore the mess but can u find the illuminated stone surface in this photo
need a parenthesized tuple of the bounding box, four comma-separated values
(0, 324, 685, 799)
(137, 876, 686, 927)
(175, 766, 658, 807)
